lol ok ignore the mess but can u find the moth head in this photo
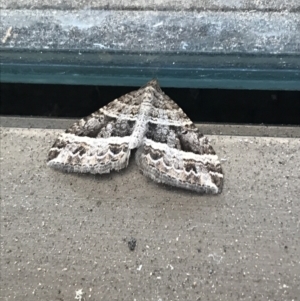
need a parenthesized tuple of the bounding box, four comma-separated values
(145, 79, 163, 93)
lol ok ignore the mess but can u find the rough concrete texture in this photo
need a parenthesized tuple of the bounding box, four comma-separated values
(0, 0, 299, 11)
(1, 9, 299, 54)
(1, 122, 300, 300)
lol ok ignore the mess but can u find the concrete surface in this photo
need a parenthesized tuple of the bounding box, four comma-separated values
(1, 0, 299, 11)
(1, 9, 299, 54)
(1, 119, 300, 300)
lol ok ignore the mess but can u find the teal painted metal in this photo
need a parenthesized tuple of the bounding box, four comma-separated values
(1, 50, 299, 90)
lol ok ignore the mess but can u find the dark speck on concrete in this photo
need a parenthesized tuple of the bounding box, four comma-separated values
(128, 238, 137, 251)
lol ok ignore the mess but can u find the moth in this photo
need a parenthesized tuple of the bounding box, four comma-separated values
(47, 80, 223, 194)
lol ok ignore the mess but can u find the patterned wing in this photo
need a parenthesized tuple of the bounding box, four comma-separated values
(47, 89, 145, 174)
(135, 83, 223, 194)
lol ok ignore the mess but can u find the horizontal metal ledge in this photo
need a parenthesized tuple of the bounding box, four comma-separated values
(1, 61, 299, 90)
(1, 9, 299, 89)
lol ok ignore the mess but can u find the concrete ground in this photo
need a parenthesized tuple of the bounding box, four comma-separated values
(1, 0, 299, 299)
(1, 0, 299, 11)
(1, 118, 300, 300)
